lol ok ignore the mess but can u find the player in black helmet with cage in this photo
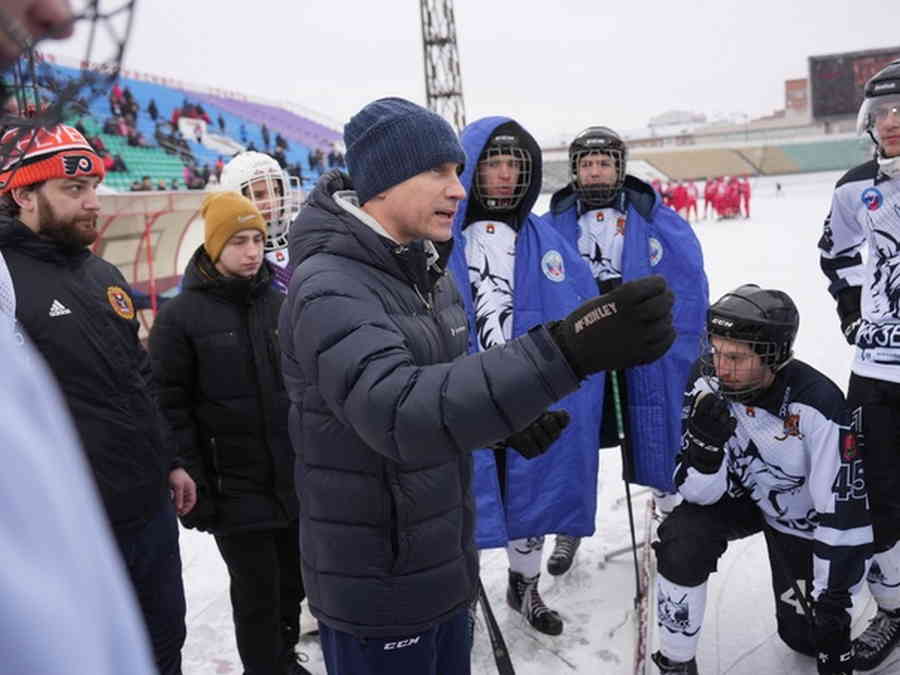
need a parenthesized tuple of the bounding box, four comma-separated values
(651, 285, 874, 675)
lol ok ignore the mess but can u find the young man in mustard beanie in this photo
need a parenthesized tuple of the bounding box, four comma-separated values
(150, 190, 310, 674)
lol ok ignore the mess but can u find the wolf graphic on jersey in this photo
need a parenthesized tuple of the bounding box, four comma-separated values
(870, 226, 900, 320)
(469, 255, 513, 350)
(657, 592, 699, 635)
(727, 439, 806, 519)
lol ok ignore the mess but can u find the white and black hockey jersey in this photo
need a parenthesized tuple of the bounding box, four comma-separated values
(819, 160, 900, 382)
(465, 219, 517, 350)
(576, 206, 627, 284)
(675, 360, 872, 599)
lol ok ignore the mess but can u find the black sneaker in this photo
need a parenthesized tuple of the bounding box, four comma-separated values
(506, 570, 563, 636)
(651, 651, 698, 674)
(854, 607, 900, 671)
(547, 535, 581, 576)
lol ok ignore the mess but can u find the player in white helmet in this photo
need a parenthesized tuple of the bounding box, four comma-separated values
(219, 151, 301, 294)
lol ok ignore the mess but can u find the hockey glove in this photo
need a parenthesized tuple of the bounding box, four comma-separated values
(814, 597, 853, 675)
(683, 392, 735, 473)
(836, 286, 862, 346)
(548, 275, 675, 379)
(502, 410, 571, 460)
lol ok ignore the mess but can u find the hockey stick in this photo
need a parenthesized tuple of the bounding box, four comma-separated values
(610, 370, 643, 604)
(477, 578, 516, 675)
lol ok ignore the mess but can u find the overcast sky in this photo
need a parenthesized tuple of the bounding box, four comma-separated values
(53, 0, 900, 146)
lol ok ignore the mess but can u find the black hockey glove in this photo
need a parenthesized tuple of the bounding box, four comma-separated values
(836, 286, 862, 346)
(548, 275, 675, 379)
(683, 392, 735, 473)
(814, 597, 853, 675)
(498, 410, 571, 460)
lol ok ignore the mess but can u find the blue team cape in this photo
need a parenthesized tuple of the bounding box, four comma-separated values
(545, 179, 709, 491)
(447, 116, 603, 549)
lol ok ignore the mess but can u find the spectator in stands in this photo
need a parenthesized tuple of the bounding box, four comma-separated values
(129, 180, 143, 192)
(240, 123, 248, 144)
(111, 82, 123, 102)
(148, 99, 159, 122)
(112, 154, 128, 173)
(169, 178, 180, 190)
(247, 141, 258, 152)
(309, 147, 324, 174)
(109, 98, 122, 118)
(123, 86, 134, 105)
(149, 192, 309, 675)
(288, 162, 304, 185)
(87, 133, 106, 153)
(218, 114, 226, 133)
(140, 176, 153, 191)
(0, 124, 193, 675)
(275, 132, 289, 152)
(75, 120, 88, 137)
(100, 151, 114, 172)
(102, 117, 117, 135)
(273, 147, 287, 169)
(128, 129, 151, 149)
(215, 156, 225, 181)
(116, 116, 129, 137)
(156, 180, 167, 191)
(261, 123, 270, 151)
(196, 105, 211, 125)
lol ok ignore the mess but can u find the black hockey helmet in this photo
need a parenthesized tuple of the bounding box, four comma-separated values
(569, 126, 627, 208)
(474, 127, 532, 213)
(702, 284, 799, 401)
(857, 60, 900, 153)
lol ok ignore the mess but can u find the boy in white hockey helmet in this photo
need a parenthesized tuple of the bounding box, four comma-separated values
(220, 151, 301, 294)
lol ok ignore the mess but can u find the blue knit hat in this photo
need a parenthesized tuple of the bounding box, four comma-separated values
(344, 97, 466, 205)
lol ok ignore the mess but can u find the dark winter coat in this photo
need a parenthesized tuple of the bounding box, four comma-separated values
(279, 169, 582, 638)
(0, 217, 169, 528)
(149, 247, 297, 534)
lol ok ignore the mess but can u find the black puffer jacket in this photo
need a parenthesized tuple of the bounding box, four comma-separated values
(279, 170, 581, 638)
(0, 217, 169, 528)
(149, 247, 297, 534)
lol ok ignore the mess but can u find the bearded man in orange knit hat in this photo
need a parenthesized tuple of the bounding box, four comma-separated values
(0, 123, 194, 675)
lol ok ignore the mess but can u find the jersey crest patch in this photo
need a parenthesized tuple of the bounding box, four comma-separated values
(616, 217, 626, 235)
(841, 430, 859, 461)
(862, 187, 884, 211)
(775, 414, 804, 441)
(106, 286, 135, 320)
(649, 237, 663, 266)
(541, 250, 566, 283)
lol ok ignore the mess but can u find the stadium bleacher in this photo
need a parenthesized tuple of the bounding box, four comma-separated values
(47, 63, 341, 192)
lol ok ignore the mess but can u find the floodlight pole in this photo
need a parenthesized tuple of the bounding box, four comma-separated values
(419, 0, 466, 133)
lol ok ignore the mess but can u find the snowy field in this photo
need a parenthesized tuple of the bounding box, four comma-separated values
(180, 170, 899, 674)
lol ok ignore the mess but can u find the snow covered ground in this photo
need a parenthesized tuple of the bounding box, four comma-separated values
(181, 170, 900, 674)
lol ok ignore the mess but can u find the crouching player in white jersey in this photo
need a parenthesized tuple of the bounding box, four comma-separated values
(219, 151, 301, 294)
(819, 59, 900, 671)
(652, 285, 874, 675)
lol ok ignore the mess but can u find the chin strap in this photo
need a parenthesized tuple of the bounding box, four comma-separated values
(877, 153, 900, 179)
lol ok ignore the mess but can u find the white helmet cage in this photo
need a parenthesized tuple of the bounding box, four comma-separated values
(219, 151, 300, 252)
(474, 136, 532, 212)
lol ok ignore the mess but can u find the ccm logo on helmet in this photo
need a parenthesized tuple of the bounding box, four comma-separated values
(61, 154, 94, 176)
(711, 317, 734, 328)
(383, 636, 420, 650)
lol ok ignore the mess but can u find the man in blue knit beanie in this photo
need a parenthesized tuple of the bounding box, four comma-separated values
(279, 97, 676, 674)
